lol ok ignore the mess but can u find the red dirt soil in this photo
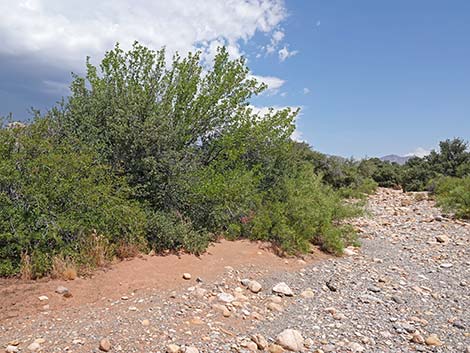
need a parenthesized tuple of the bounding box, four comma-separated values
(0, 239, 328, 323)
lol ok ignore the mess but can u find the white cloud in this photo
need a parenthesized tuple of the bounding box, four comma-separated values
(0, 0, 287, 71)
(266, 29, 284, 54)
(278, 45, 298, 62)
(303, 87, 310, 94)
(405, 147, 431, 158)
(249, 74, 285, 95)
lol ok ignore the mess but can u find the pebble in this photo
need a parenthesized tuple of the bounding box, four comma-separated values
(166, 344, 180, 353)
(55, 286, 69, 294)
(99, 338, 112, 352)
(276, 329, 304, 351)
(27, 342, 40, 351)
(248, 280, 262, 293)
(272, 282, 294, 296)
(182, 273, 192, 280)
(425, 334, 442, 346)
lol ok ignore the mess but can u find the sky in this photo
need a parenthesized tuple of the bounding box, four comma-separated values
(0, 0, 469, 158)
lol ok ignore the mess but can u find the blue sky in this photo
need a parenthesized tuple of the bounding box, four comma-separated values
(1, 0, 469, 158)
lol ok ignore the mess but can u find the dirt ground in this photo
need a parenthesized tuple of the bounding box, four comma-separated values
(0, 239, 327, 323)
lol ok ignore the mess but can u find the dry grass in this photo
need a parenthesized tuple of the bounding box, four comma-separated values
(83, 231, 110, 268)
(51, 256, 77, 280)
(19, 252, 32, 280)
(115, 241, 141, 260)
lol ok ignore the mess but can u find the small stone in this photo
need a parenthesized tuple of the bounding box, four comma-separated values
(38, 295, 48, 301)
(166, 344, 180, 353)
(27, 342, 40, 351)
(276, 329, 304, 351)
(435, 234, 449, 243)
(268, 344, 285, 353)
(440, 263, 453, 268)
(300, 289, 315, 298)
(222, 308, 231, 317)
(391, 296, 404, 304)
(304, 338, 314, 348)
(272, 282, 294, 296)
(141, 319, 150, 326)
(182, 273, 192, 280)
(343, 247, 356, 256)
(246, 342, 258, 351)
(185, 347, 199, 353)
(217, 292, 235, 303)
(55, 286, 69, 294)
(452, 321, 465, 329)
(368, 286, 381, 293)
(267, 302, 284, 312)
(248, 280, 262, 293)
(252, 334, 269, 350)
(348, 342, 365, 352)
(99, 338, 112, 352)
(425, 334, 442, 346)
(5, 346, 19, 353)
(411, 332, 424, 344)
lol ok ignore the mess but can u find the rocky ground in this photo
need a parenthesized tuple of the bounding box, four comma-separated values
(1, 188, 469, 353)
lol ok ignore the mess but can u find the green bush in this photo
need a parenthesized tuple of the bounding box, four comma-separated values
(0, 119, 146, 277)
(433, 176, 470, 219)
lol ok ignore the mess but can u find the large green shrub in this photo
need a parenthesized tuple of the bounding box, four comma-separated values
(433, 176, 470, 219)
(0, 119, 146, 277)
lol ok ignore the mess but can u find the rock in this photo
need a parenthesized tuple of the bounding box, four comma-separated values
(185, 347, 199, 353)
(276, 329, 304, 351)
(141, 319, 150, 326)
(435, 234, 449, 243)
(252, 334, 269, 350)
(267, 302, 284, 312)
(38, 295, 48, 301)
(55, 286, 69, 294)
(343, 247, 356, 256)
(368, 286, 381, 293)
(217, 292, 235, 303)
(272, 282, 294, 296)
(325, 280, 337, 292)
(268, 344, 285, 353)
(304, 338, 313, 348)
(166, 344, 180, 353)
(391, 295, 404, 304)
(465, 346, 470, 353)
(182, 273, 192, 280)
(348, 342, 365, 352)
(246, 342, 258, 351)
(99, 338, 112, 352)
(440, 263, 453, 268)
(452, 321, 465, 329)
(425, 334, 442, 346)
(27, 342, 40, 351)
(410, 332, 425, 344)
(5, 346, 19, 353)
(248, 280, 262, 293)
(300, 289, 315, 298)
(192, 287, 207, 298)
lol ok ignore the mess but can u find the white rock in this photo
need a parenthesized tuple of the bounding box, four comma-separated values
(55, 286, 69, 294)
(276, 329, 304, 351)
(343, 247, 356, 256)
(166, 344, 180, 353)
(38, 295, 48, 301)
(248, 280, 262, 293)
(182, 273, 192, 280)
(348, 342, 365, 352)
(273, 282, 294, 296)
(27, 342, 41, 351)
(217, 292, 235, 303)
(5, 346, 19, 353)
(185, 347, 199, 353)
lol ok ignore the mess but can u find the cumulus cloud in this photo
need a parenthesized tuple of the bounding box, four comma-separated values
(303, 87, 310, 94)
(278, 45, 298, 62)
(405, 147, 431, 158)
(0, 0, 287, 71)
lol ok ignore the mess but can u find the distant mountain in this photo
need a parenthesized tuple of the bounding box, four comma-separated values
(380, 154, 411, 165)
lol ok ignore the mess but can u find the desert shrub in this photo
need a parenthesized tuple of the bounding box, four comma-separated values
(0, 119, 146, 277)
(433, 176, 470, 219)
(245, 165, 361, 254)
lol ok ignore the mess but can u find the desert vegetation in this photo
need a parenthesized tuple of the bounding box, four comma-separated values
(0, 43, 364, 278)
(1, 43, 468, 279)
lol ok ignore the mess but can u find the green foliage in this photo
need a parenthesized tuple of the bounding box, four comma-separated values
(1, 43, 364, 277)
(433, 176, 470, 219)
(0, 119, 146, 277)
